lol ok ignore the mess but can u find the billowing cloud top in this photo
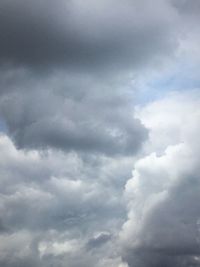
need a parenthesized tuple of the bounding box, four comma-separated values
(0, 0, 200, 267)
(121, 93, 200, 267)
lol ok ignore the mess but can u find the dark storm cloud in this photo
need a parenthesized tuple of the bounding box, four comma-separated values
(0, 0, 177, 71)
(0, 69, 148, 156)
(0, 0, 180, 155)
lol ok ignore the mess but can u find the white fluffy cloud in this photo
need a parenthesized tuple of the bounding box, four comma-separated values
(121, 91, 200, 267)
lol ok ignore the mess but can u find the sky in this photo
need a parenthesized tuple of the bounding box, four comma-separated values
(0, 1, 200, 266)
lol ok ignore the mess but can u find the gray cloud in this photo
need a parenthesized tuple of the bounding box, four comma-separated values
(0, 0, 177, 72)
(87, 232, 112, 250)
(0, 134, 129, 267)
(0, 69, 148, 156)
(0, 135, 126, 232)
(0, 0, 186, 156)
(172, 0, 200, 15)
(0, 1, 200, 267)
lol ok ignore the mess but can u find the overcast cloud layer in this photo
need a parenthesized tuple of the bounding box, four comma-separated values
(0, 1, 200, 267)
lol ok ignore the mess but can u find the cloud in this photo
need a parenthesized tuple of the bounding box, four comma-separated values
(0, 0, 179, 157)
(121, 92, 200, 267)
(0, 0, 177, 72)
(86, 232, 112, 250)
(0, 69, 148, 156)
(1, 0, 198, 157)
(0, 133, 129, 266)
(1, 1, 200, 267)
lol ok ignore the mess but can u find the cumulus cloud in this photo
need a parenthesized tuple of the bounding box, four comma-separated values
(2, 91, 200, 267)
(0, 133, 130, 266)
(0, 0, 179, 156)
(1, 0, 200, 266)
(0, 0, 197, 156)
(121, 92, 200, 267)
(0, 68, 148, 156)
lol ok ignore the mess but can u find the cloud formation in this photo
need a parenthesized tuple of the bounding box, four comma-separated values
(0, 0, 177, 71)
(0, 69, 147, 155)
(0, 0, 179, 157)
(0, 133, 128, 267)
(0, 0, 200, 267)
(121, 92, 200, 267)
